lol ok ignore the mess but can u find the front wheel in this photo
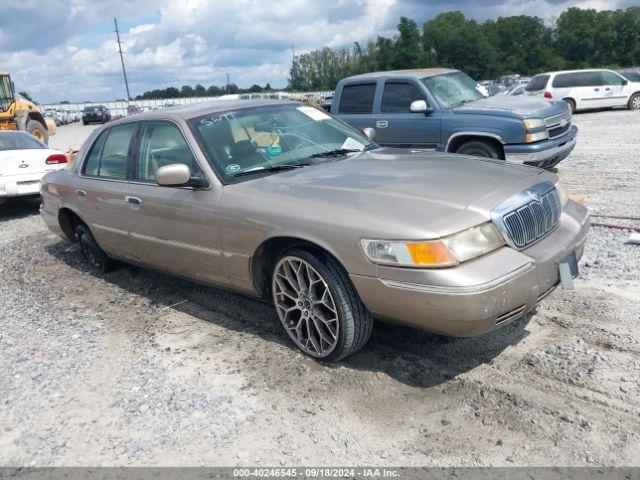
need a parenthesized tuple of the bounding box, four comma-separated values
(455, 140, 501, 159)
(629, 93, 640, 110)
(26, 119, 49, 144)
(271, 249, 373, 361)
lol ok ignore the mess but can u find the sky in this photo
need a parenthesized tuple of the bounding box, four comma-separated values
(1, 0, 635, 104)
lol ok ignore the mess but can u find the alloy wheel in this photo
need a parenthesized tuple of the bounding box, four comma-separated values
(632, 95, 640, 110)
(272, 256, 339, 358)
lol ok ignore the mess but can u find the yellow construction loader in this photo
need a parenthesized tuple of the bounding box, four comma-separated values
(0, 71, 56, 144)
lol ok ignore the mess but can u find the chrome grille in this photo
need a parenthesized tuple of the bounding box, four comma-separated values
(502, 188, 561, 248)
(545, 109, 572, 139)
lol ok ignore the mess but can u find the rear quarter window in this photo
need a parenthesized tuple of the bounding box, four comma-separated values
(338, 83, 376, 114)
(525, 75, 549, 91)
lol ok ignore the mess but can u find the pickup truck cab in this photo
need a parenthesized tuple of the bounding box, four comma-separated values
(331, 69, 578, 169)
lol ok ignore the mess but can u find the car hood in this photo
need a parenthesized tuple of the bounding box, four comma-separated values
(226, 148, 546, 238)
(454, 95, 567, 119)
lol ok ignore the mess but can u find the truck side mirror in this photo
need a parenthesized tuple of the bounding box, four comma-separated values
(410, 100, 432, 114)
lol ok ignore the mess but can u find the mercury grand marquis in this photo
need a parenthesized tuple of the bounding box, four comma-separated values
(40, 100, 589, 361)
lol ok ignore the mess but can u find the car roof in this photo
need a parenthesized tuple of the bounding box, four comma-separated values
(342, 68, 457, 82)
(536, 68, 615, 76)
(109, 99, 300, 123)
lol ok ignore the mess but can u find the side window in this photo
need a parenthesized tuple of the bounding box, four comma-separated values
(339, 83, 376, 114)
(601, 71, 624, 86)
(525, 75, 549, 91)
(136, 121, 200, 183)
(381, 82, 425, 113)
(83, 123, 137, 179)
(82, 130, 108, 176)
(552, 74, 573, 88)
(574, 72, 601, 87)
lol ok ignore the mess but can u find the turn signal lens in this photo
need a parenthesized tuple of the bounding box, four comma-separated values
(525, 131, 548, 143)
(406, 241, 455, 266)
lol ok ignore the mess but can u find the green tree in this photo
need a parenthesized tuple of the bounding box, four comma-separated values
(393, 17, 426, 69)
(19, 91, 34, 102)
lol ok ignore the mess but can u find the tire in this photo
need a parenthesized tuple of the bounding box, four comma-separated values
(564, 98, 576, 114)
(271, 249, 373, 361)
(455, 140, 501, 159)
(82, 121, 87, 125)
(628, 93, 640, 110)
(75, 224, 114, 274)
(26, 119, 49, 144)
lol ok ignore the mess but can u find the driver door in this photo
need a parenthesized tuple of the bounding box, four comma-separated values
(373, 80, 441, 148)
(123, 120, 226, 285)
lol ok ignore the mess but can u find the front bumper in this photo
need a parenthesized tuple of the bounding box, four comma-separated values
(504, 125, 578, 169)
(350, 200, 589, 336)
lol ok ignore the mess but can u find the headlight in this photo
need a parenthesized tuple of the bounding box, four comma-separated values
(361, 223, 505, 268)
(523, 118, 545, 130)
(555, 180, 569, 207)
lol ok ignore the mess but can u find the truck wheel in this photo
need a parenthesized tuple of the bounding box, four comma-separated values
(75, 224, 114, 274)
(456, 140, 501, 159)
(271, 249, 373, 361)
(629, 93, 640, 110)
(564, 98, 576, 113)
(26, 119, 49, 144)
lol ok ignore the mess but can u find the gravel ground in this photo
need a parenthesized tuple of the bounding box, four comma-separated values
(1, 110, 639, 467)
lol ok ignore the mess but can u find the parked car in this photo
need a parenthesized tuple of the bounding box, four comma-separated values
(127, 104, 143, 115)
(40, 100, 589, 361)
(0, 131, 67, 203)
(82, 105, 111, 125)
(524, 69, 640, 112)
(331, 69, 577, 170)
(506, 84, 527, 96)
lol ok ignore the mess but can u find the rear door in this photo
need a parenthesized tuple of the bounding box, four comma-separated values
(76, 122, 138, 257)
(123, 120, 226, 285)
(335, 82, 378, 134)
(373, 80, 440, 148)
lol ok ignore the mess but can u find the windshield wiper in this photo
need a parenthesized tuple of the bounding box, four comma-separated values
(233, 163, 311, 178)
(306, 148, 361, 159)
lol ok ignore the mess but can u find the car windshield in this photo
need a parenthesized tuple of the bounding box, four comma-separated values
(621, 72, 640, 82)
(83, 107, 99, 112)
(190, 103, 377, 183)
(0, 132, 45, 151)
(422, 71, 484, 108)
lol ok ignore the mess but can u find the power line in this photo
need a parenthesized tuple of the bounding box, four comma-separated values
(114, 18, 131, 101)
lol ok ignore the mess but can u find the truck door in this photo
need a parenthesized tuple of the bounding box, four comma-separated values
(374, 80, 440, 148)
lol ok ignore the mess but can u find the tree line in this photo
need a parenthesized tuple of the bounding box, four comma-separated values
(290, 7, 640, 91)
(135, 82, 274, 100)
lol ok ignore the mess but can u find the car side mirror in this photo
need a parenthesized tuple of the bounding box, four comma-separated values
(410, 100, 432, 114)
(155, 163, 208, 189)
(362, 127, 376, 141)
(622, 79, 628, 86)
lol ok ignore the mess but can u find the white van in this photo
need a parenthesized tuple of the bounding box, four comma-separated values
(525, 69, 640, 112)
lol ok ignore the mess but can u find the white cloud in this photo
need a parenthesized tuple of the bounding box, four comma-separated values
(1, 0, 631, 103)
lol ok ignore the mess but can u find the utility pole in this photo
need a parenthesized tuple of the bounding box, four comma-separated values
(114, 18, 131, 101)
(226, 73, 230, 94)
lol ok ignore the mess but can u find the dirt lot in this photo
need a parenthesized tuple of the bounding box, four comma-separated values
(1, 110, 639, 467)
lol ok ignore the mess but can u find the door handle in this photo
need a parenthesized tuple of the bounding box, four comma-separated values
(594, 88, 600, 91)
(605, 87, 611, 91)
(125, 196, 142, 205)
(376, 120, 388, 129)
(75, 189, 86, 197)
